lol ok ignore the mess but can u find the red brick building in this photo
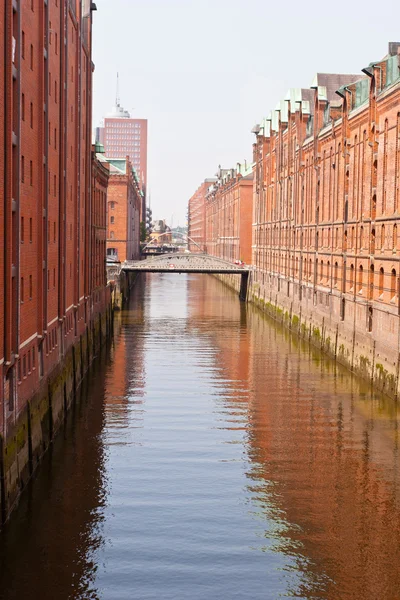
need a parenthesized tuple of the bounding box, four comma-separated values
(251, 42, 400, 395)
(205, 166, 253, 264)
(0, 0, 111, 519)
(91, 144, 110, 299)
(188, 166, 253, 264)
(105, 157, 142, 263)
(96, 101, 148, 221)
(188, 179, 216, 253)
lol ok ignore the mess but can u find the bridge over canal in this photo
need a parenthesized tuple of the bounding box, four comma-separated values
(120, 254, 250, 301)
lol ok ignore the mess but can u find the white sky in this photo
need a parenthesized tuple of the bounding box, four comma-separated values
(92, 0, 399, 226)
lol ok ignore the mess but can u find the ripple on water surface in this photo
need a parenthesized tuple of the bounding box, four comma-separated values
(1, 273, 400, 600)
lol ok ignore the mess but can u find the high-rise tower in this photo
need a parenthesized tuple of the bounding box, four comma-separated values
(96, 80, 148, 221)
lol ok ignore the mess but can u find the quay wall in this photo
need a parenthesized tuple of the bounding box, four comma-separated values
(0, 291, 113, 527)
(214, 271, 399, 399)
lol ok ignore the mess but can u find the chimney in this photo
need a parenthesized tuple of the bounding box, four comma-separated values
(388, 42, 400, 56)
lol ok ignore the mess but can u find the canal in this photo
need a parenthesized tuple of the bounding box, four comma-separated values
(1, 273, 400, 599)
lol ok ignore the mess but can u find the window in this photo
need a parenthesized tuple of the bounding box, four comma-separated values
(110, 201, 115, 210)
(54, 174, 56, 196)
(30, 160, 33, 186)
(29, 218, 32, 242)
(31, 0, 34, 11)
(29, 275, 32, 299)
(349, 264, 354, 291)
(55, 80, 57, 102)
(54, 221, 56, 242)
(358, 265, 363, 294)
(20, 277, 24, 302)
(21, 216, 24, 243)
(379, 267, 384, 298)
(21, 155, 25, 182)
(391, 269, 397, 301)
(30, 44, 33, 70)
(30, 102, 33, 128)
(22, 93, 25, 121)
(54, 127, 57, 149)
(48, 270, 50, 290)
(110, 216, 115, 224)
(49, 72, 52, 95)
(53, 268, 55, 288)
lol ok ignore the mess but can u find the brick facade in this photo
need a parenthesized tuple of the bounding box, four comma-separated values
(188, 167, 253, 264)
(0, 1, 110, 442)
(188, 43, 400, 395)
(205, 168, 253, 264)
(106, 157, 141, 263)
(188, 179, 215, 253)
(250, 43, 400, 394)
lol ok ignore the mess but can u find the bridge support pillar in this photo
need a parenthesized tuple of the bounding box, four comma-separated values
(239, 272, 249, 302)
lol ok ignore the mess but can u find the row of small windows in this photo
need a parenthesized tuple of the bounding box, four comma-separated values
(18, 347, 35, 383)
(20, 275, 33, 302)
(106, 123, 141, 130)
(107, 135, 141, 142)
(20, 217, 33, 243)
(256, 254, 398, 301)
(256, 223, 400, 253)
(21, 156, 33, 185)
(21, 95, 34, 127)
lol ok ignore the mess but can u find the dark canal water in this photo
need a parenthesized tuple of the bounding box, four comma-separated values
(1, 274, 400, 599)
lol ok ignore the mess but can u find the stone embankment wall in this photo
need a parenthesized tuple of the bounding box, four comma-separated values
(249, 276, 400, 398)
(0, 297, 114, 527)
(214, 272, 399, 399)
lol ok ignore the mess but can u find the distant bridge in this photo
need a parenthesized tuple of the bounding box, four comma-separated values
(121, 253, 250, 301)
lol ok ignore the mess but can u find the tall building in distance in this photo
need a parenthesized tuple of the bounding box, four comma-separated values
(96, 85, 148, 222)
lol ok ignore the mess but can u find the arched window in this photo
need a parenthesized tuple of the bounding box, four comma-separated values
(358, 265, 363, 294)
(393, 224, 397, 251)
(327, 261, 330, 285)
(334, 262, 338, 288)
(359, 226, 364, 249)
(369, 264, 374, 299)
(110, 231, 115, 240)
(381, 224, 385, 249)
(371, 228, 375, 254)
(320, 260, 323, 282)
(379, 267, 384, 299)
(349, 264, 355, 291)
(391, 269, 397, 301)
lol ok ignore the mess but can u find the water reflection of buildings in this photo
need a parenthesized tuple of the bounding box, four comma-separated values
(187, 273, 400, 599)
(105, 275, 147, 415)
(0, 278, 149, 599)
(0, 363, 109, 600)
